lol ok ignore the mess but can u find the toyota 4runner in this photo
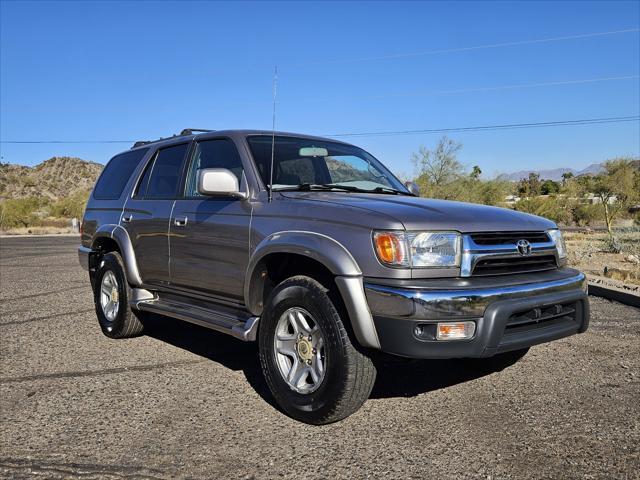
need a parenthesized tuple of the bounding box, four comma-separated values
(79, 129, 589, 424)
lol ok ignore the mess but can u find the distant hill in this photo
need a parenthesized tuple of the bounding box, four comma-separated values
(0, 157, 103, 200)
(502, 163, 605, 182)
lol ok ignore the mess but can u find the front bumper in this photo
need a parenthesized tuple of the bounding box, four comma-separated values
(364, 268, 589, 359)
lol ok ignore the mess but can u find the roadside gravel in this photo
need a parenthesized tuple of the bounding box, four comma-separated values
(1, 237, 638, 479)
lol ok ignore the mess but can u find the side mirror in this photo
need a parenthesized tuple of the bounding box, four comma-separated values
(197, 168, 247, 198)
(404, 181, 420, 196)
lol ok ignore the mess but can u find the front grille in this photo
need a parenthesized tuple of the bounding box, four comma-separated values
(470, 231, 550, 245)
(504, 302, 578, 334)
(472, 255, 557, 276)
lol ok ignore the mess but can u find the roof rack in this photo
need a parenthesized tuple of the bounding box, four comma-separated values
(180, 128, 213, 136)
(131, 128, 214, 149)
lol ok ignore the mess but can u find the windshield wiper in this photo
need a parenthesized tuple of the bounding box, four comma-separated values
(273, 183, 361, 193)
(273, 183, 415, 195)
(368, 186, 415, 196)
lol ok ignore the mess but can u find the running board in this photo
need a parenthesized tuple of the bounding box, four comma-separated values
(132, 293, 259, 342)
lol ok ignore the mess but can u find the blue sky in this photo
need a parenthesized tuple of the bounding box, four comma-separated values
(1, 0, 639, 177)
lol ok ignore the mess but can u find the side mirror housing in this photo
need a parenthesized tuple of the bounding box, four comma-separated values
(404, 181, 420, 196)
(197, 168, 246, 198)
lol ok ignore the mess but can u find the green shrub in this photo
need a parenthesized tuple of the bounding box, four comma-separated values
(49, 190, 90, 219)
(0, 197, 45, 229)
(572, 204, 603, 226)
(514, 196, 572, 224)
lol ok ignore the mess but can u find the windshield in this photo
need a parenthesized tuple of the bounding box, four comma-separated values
(247, 135, 408, 193)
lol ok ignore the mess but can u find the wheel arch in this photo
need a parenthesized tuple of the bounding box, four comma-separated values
(91, 224, 142, 286)
(245, 231, 380, 349)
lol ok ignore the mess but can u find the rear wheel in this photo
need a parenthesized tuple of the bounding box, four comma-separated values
(93, 252, 144, 338)
(259, 275, 376, 424)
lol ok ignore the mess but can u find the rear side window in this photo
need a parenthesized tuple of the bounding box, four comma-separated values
(93, 148, 149, 200)
(133, 156, 155, 198)
(184, 139, 244, 197)
(145, 143, 189, 198)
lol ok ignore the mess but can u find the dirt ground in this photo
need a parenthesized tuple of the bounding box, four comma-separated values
(1, 236, 639, 479)
(566, 230, 640, 285)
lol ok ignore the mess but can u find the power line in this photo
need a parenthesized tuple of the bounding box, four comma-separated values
(290, 28, 640, 67)
(324, 116, 640, 138)
(195, 27, 640, 76)
(174, 73, 639, 108)
(1, 116, 638, 144)
(290, 75, 640, 104)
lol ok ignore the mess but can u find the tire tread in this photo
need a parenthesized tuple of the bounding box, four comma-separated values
(94, 252, 144, 339)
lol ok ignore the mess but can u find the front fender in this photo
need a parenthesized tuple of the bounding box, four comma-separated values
(244, 231, 381, 349)
(248, 230, 361, 281)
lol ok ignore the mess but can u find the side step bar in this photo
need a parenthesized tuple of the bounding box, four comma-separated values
(131, 290, 259, 342)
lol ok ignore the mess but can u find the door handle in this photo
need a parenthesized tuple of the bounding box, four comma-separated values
(174, 216, 188, 227)
(122, 214, 133, 223)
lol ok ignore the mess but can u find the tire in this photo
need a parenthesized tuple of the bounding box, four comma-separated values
(93, 251, 144, 339)
(258, 275, 376, 425)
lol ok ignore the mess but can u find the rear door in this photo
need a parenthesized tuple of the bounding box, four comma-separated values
(169, 138, 251, 301)
(82, 148, 149, 244)
(122, 142, 190, 285)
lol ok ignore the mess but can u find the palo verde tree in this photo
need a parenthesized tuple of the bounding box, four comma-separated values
(411, 136, 465, 199)
(586, 158, 640, 241)
(0, 197, 44, 229)
(411, 137, 510, 206)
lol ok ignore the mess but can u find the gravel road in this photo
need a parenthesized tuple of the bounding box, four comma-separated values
(1, 236, 638, 479)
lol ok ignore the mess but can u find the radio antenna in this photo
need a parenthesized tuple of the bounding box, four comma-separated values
(268, 65, 278, 202)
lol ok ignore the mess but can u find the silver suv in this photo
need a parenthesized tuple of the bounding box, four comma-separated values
(79, 129, 589, 424)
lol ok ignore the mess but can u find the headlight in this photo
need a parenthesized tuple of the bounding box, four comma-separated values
(373, 231, 461, 267)
(548, 229, 567, 258)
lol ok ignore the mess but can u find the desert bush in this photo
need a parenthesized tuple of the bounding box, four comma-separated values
(472, 178, 512, 206)
(572, 204, 603, 226)
(514, 196, 572, 224)
(49, 190, 90, 219)
(0, 197, 46, 229)
(602, 236, 623, 254)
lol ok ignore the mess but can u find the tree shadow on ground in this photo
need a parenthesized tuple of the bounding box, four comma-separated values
(142, 313, 525, 408)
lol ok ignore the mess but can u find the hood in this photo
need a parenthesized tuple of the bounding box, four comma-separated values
(280, 192, 556, 232)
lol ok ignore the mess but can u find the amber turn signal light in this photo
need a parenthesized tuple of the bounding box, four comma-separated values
(436, 321, 476, 340)
(373, 232, 406, 266)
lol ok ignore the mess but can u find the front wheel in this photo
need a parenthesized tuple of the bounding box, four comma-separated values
(258, 276, 376, 425)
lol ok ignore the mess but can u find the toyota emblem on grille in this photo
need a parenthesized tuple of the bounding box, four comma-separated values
(516, 239, 532, 256)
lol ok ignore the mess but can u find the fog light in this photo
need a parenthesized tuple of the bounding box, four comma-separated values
(436, 321, 476, 340)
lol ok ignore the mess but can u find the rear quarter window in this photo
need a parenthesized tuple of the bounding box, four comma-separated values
(93, 148, 149, 200)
